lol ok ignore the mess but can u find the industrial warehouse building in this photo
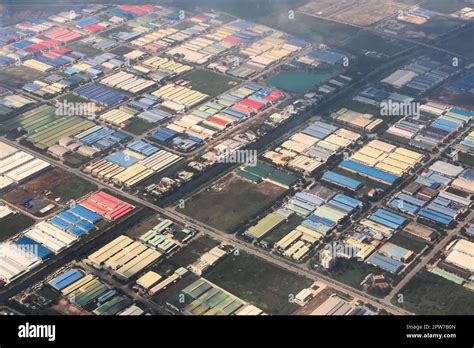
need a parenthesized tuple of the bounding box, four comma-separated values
(0, 141, 51, 192)
(78, 191, 135, 221)
(48, 267, 145, 315)
(264, 121, 361, 174)
(83, 141, 181, 188)
(389, 160, 473, 227)
(0, 242, 43, 283)
(88, 235, 162, 280)
(333, 108, 383, 133)
(339, 140, 423, 186)
(445, 239, 474, 274)
(169, 278, 264, 315)
(158, 84, 283, 149)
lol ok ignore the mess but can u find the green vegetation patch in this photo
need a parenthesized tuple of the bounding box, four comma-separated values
(262, 214, 304, 245)
(206, 252, 312, 314)
(50, 176, 97, 201)
(325, 258, 383, 289)
(266, 70, 333, 94)
(122, 118, 156, 135)
(396, 270, 474, 315)
(0, 66, 45, 89)
(388, 232, 427, 254)
(179, 176, 286, 232)
(0, 213, 35, 242)
(183, 69, 238, 96)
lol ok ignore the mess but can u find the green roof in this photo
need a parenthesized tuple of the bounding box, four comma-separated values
(93, 296, 132, 315)
(430, 267, 464, 285)
(267, 170, 298, 187)
(236, 170, 262, 183)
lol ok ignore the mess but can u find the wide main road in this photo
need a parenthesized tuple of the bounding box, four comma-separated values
(1, 137, 411, 315)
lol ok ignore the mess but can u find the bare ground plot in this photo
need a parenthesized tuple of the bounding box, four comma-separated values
(167, 235, 220, 267)
(125, 214, 163, 239)
(258, 11, 361, 46)
(206, 252, 312, 314)
(149, 235, 220, 276)
(292, 288, 333, 315)
(22, 168, 70, 193)
(51, 298, 91, 316)
(298, 0, 359, 17)
(179, 174, 287, 232)
(67, 42, 103, 57)
(331, 0, 406, 27)
(2, 188, 57, 216)
(337, 30, 411, 57)
(0, 66, 45, 89)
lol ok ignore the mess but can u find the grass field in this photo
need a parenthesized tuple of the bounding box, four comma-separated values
(64, 152, 90, 168)
(151, 273, 200, 307)
(324, 258, 383, 289)
(337, 31, 410, 57)
(122, 118, 156, 135)
(262, 214, 303, 246)
(0, 66, 45, 89)
(50, 175, 97, 201)
(68, 42, 102, 57)
(125, 214, 162, 239)
(206, 252, 312, 314)
(388, 232, 427, 254)
(179, 175, 286, 232)
(431, 85, 474, 110)
(266, 70, 333, 94)
(438, 27, 474, 60)
(169, 235, 220, 267)
(266, 12, 360, 46)
(420, 0, 468, 14)
(415, 16, 463, 38)
(183, 69, 239, 96)
(396, 270, 474, 315)
(109, 45, 135, 56)
(0, 213, 35, 242)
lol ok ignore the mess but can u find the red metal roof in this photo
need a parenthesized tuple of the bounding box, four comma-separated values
(239, 98, 264, 110)
(79, 191, 135, 221)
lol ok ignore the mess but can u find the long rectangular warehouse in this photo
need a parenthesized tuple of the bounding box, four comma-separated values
(88, 235, 161, 280)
